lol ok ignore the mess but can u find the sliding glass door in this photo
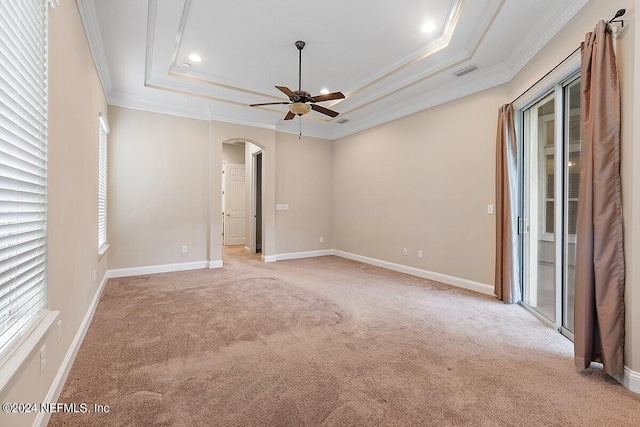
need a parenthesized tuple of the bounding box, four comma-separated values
(521, 77, 580, 339)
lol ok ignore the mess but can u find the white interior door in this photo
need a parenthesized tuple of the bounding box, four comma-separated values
(223, 162, 246, 246)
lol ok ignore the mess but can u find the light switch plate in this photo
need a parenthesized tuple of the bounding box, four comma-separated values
(487, 205, 494, 215)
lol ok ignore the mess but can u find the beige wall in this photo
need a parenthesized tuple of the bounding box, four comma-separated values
(0, 2, 109, 426)
(334, 87, 506, 285)
(108, 118, 334, 266)
(107, 107, 210, 269)
(505, 0, 639, 378)
(276, 133, 333, 254)
(222, 143, 245, 165)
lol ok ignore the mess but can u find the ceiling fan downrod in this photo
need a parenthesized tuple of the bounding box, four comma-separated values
(296, 40, 305, 91)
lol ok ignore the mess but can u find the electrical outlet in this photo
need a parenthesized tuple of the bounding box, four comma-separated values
(57, 320, 62, 343)
(319, 237, 324, 243)
(181, 245, 188, 254)
(418, 250, 423, 259)
(40, 345, 46, 374)
(402, 248, 408, 256)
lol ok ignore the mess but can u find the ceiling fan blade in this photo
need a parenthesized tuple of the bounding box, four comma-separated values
(250, 102, 290, 107)
(276, 86, 296, 98)
(312, 92, 345, 102)
(284, 111, 295, 120)
(311, 104, 339, 118)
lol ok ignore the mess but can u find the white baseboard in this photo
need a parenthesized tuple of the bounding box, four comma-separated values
(208, 260, 223, 269)
(108, 261, 208, 278)
(262, 254, 277, 263)
(332, 250, 494, 296)
(276, 249, 333, 261)
(615, 367, 640, 394)
(244, 246, 251, 253)
(34, 273, 109, 427)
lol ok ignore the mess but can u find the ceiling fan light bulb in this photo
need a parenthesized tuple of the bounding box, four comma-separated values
(289, 102, 311, 115)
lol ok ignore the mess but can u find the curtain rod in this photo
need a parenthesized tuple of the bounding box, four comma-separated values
(511, 46, 580, 105)
(511, 8, 626, 105)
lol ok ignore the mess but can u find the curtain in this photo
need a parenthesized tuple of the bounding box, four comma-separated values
(495, 104, 520, 303)
(574, 20, 625, 376)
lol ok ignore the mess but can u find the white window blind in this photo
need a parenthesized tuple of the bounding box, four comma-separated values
(98, 113, 108, 251)
(0, 0, 49, 358)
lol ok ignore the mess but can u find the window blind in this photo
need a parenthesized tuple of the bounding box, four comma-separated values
(98, 113, 108, 250)
(0, 0, 49, 358)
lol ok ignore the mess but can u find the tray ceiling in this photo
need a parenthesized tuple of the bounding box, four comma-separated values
(80, 0, 589, 139)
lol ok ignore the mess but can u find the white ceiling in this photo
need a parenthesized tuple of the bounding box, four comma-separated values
(79, 0, 589, 139)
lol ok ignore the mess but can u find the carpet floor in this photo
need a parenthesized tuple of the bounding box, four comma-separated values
(49, 247, 640, 426)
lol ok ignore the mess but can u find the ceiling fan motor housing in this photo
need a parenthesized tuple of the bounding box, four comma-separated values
(292, 90, 313, 103)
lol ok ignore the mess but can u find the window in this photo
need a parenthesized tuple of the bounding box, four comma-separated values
(0, 0, 49, 358)
(98, 113, 109, 253)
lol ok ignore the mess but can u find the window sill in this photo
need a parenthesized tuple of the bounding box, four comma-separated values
(0, 310, 60, 394)
(98, 243, 110, 258)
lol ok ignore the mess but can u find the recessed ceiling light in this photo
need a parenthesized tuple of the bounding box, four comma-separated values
(421, 22, 436, 33)
(320, 88, 330, 95)
(188, 54, 202, 63)
(182, 63, 192, 68)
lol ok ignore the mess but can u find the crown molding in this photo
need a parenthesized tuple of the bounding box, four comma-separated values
(506, 0, 589, 74)
(332, 63, 512, 140)
(108, 90, 211, 121)
(275, 119, 334, 140)
(462, 0, 504, 54)
(76, 0, 113, 95)
(343, 0, 464, 95)
(336, 48, 470, 118)
(290, 0, 498, 121)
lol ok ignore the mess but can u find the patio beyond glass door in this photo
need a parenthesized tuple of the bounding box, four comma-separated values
(521, 77, 580, 339)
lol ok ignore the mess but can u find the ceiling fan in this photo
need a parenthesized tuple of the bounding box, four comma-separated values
(250, 41, 345, 120)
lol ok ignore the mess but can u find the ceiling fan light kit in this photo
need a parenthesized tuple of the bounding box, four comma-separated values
(250, 40, 345, 121)
(289, 102, 311, 115)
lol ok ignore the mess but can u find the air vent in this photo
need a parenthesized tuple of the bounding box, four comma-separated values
(453, 65, 478, 77)
(337, 118, 349, 124)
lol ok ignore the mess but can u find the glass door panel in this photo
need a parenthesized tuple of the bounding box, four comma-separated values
(562, 78, 581, 335)
(522, 94, 556, 323)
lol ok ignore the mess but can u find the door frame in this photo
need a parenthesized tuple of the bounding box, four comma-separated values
(249, 150, 263, 254)
(516, 69, 581, 341)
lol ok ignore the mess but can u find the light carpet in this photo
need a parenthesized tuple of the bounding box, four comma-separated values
(49, 247, 640, 426)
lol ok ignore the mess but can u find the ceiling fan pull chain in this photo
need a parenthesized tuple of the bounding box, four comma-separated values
(299, 115, 302, 139)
